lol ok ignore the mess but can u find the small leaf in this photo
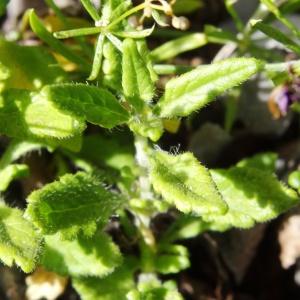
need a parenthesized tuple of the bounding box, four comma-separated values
(205, 166, 299, 230)
(73, 258, 137, 300)
(150, 33, 207, 62)
(155, 244, 190, 274)
(150, 151, 227, 215)
(204, 25, 237, 44)
(156, 58, 264, 118)
(0, 203, 42, 273)
(122, 39, 155, 111)
(115, 25, 155, 39)
(0, 89, 85, 140)
(0, 164, 29, 192)
(88, 34, 105, 81)
(42, 232, 122, 277)
(25, 171, 124, 239)
(43, 83, 129, 129)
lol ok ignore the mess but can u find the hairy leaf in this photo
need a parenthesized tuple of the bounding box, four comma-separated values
(205, 166, 299, 230)
(156, 58, 263, 118)
(25, 172, 124, 239)
(42, 232, 122, 277)
(0, 203, 42, 272)
(0, 89, 85, 140)
(150, 151, 227, 215)
(73, 258, 137, 300)
(122, 39, 155, 111)
(43, 83, 129, 128)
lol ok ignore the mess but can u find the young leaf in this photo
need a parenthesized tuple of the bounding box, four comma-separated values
(0, 89, 85, 140)
(150, 151, 227, 215)
(150, 33, 207, 62)
(0, 203, 42, 273)
(205, 166, 299, 230)
(73, 258, 137, 300)
(122, 39, 155, 111)
(25, 172, 124, 239)
(43, 83, 129, 129)
(251, 19, 300, 56)
(156, 58, 264, 118)
(0, 38, 65, 91)
(154, 244, 190, 274)
(42, 232, 122, 277)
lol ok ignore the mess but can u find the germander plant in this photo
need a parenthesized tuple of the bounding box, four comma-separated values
(1, 0, 300, 299)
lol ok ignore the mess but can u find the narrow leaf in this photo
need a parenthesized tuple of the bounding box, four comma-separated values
(43, 83, 129, 128)
(114, 25, 155, 39)
(25, 172, 124, 239)
(88, 34, 105, 81)
(29, 10, 89, 71)
(150, 151, 227, 215)
(251, 19, 300, 55)
(42, 232, 122, 277)
(150, 33, 207, 62)
(0, 203, 42, 273)
(156, 58, 263, 118)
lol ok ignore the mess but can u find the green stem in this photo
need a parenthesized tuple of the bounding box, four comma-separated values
(106, 2, 147, 30)
(153, 64, 193, 75)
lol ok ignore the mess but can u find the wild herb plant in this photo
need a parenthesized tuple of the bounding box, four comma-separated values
(1, 0, 300, 299)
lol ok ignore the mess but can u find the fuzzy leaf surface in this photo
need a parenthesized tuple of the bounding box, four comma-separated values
(156, 58, 263, 117)
(25, 172, 124, 239)
(122, 39, 155, 111)
(0, 89, 85, 140)
(42, 232, 122, 277)
(43, 83, 129, 128)
(205, 166, 299, 230)
(150, 151, 227, 215)
(73, 258, 136, 300)
(0, 203, 42, 272)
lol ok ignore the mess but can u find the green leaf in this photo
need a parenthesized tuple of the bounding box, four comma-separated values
(0, 89, 85, 140)
(288, 170, 300, 190)
(0, 164, 29, 192)
(29, 10, 89, 71)
(150, 33, 207, 62)
(25, 171, 124, 239)
(79, 133, 135, 170)
(43, 83, 129, 129)
(122, 39, 156, 111)
(0, 203, 42, 273)
(150, 151, 227, 215)
(173, 0, 203, 14)
(251, 19, 300, 56)
(127, 276, 183, 300)
(155, 244, 190, 275)
(0, 39, 65, 91)
(204, 25, 237, 44)
(88, 34, 105, 81)
(156, 58, 264, 118)
(80, 0, 101, 21)
(42, 231, 122, 277)
(205, 166, 299, 230)
(73, 258, 137, 300)
(236, 152, 278, 173)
